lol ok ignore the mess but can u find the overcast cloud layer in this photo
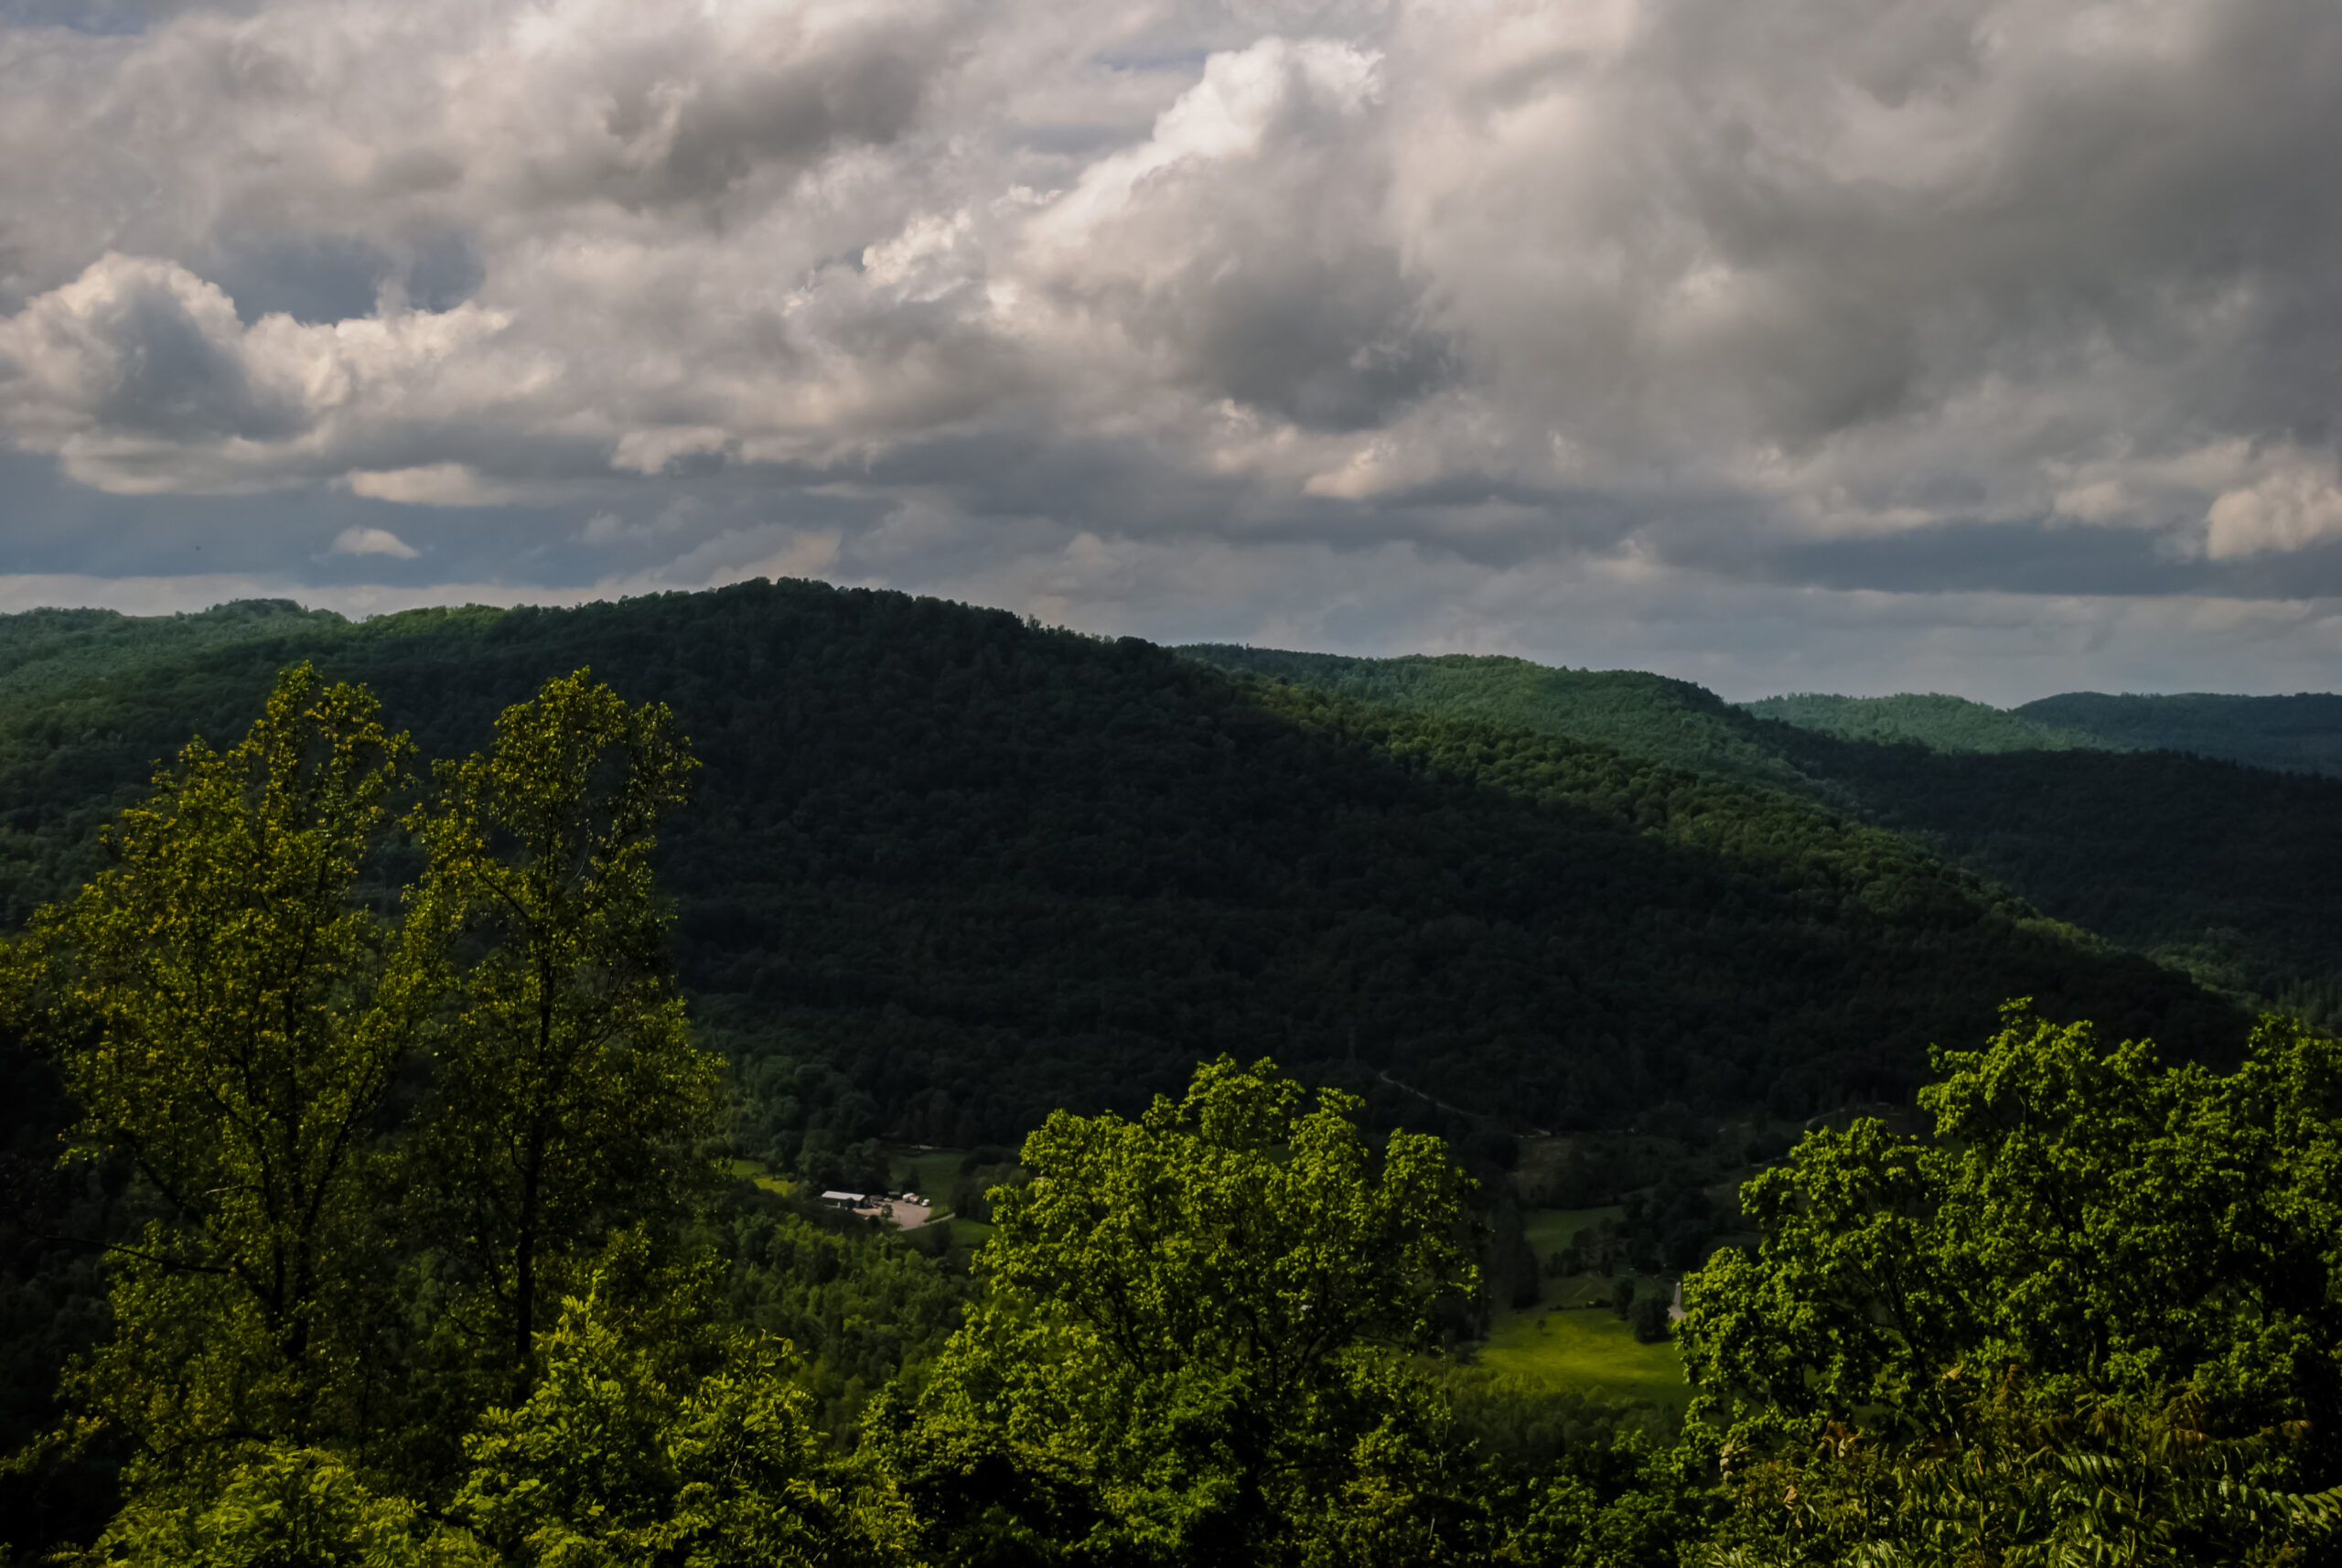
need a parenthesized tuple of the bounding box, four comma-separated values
(2, 0, 2340, 700)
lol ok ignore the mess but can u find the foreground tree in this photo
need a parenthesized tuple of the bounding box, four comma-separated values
(868, 1055, 1479, 1566)
(1681, 1004, 2342, 1563)
(1, 666, 740, 1559)
(451, 1233, 919, 1568)
(0, 666, 447, 1487)
(407, 670, 717, 1394)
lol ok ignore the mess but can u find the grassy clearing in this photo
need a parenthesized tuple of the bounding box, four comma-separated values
(726, 1156, 794, 1197)
(1476, 1294, 1689, 1411)
(895, 1147, 966, 1201)
(1479, 1200, 1689, 1408)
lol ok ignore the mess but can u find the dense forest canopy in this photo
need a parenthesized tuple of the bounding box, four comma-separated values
(1180, 642, 2342, 1018)
(1177, 645, 1822, 793)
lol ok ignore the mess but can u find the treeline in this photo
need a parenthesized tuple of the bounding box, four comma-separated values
(1739, 692, 2100, 754)
(1740, 684, 2342, 778)
(2022, 689, 2342, 776)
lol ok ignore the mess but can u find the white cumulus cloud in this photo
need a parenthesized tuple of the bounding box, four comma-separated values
(331, 525, 420, 558)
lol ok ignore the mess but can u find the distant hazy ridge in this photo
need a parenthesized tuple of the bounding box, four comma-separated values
(1741, 689, 2342, 776)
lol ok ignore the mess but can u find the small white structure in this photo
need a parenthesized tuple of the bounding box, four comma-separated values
(819, 1190, 870, 1209)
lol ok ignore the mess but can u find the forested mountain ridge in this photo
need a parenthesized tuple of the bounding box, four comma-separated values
(1180, 643, 2342, 1017)
(1746, 687, 2342, 776)
(1739, 692, 2102, 754)
(1760, 726, 2342, 1015)
(1178, 644, 1825, 794)
(2019, 689, 2342, 776)
(0, 584, 2238, 1148)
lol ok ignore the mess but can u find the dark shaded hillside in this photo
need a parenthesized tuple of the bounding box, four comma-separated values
(2018, 691, 2342, 777)
(1176, 646, 2342, 1015)
(0, 585, 2236, 1155)
(1758, 725, 2342, 1017)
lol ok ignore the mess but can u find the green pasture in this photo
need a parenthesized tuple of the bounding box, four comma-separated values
(894, 1147, 967, 1202)
(727, 1157, 793, 1197)
(1482, 1199, 1689, 1409)
(1477, 1292, 1689, 1410)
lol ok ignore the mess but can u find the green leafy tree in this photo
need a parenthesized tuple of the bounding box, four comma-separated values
(1694, 1383, 2342, 1568)
(1, 666, 447, 1481)
(1681, 1004, 2342, 1562)
(868, 1055, 1477, 1566)
(450, 1236, 918, 1568)
(89, 1444, 491, 1568)
(410, 671, 718, 1389)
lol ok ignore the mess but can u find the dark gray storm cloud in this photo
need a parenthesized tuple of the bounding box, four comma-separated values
(2, 0, 2341, 696)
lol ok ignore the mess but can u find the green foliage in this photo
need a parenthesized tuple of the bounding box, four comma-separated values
(1762, 729, 2342, 1010)
(0, 665, 750, 1559)
(1681, 1005, 2342, 1563)
(869, 1055, 1480, 1566)
(84, 1441, 489, 1568)
(0, 582, 2243, 1155)
(2, 666, 446, 1474)
(1696, 1384, 2342, 1568)
(5, 586, 2341, 1563)
(409, 670, 717, 1387)
(720, 1198, 974, 1440)
(452, 1247, 917, 1568)
(1484, 1434, 1716, 1568)
(1191, 639, 2342, 1022)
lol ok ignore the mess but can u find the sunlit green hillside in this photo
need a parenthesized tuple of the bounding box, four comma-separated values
(1740, 692, 2103, 754)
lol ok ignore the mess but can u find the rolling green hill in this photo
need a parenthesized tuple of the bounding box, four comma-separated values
(1740, 687, 2342, 778)
(1739, 693, 2103, 754)
(2017, 691, 2342, 776)
(0, 585, 2240, 1152)
(1177, 647, 1822, 794)
(1176, 645, 2342, 1018)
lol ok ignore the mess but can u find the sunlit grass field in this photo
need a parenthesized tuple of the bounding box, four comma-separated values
(727, 1156, 793, 1197)
(1475, 1300, 1689, 1410)
(1477, 1202, 1691, 1410)
(896, 1148, 967, 1203)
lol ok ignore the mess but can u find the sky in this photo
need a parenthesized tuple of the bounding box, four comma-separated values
(2, 0, 2340, 703)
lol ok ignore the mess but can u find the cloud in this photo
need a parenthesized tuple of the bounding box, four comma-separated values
(2206, 454, 2342, 559)
(329, 524, 419, 558)
(344, 464, 527, 507)
(1, 0, 2341, 691)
